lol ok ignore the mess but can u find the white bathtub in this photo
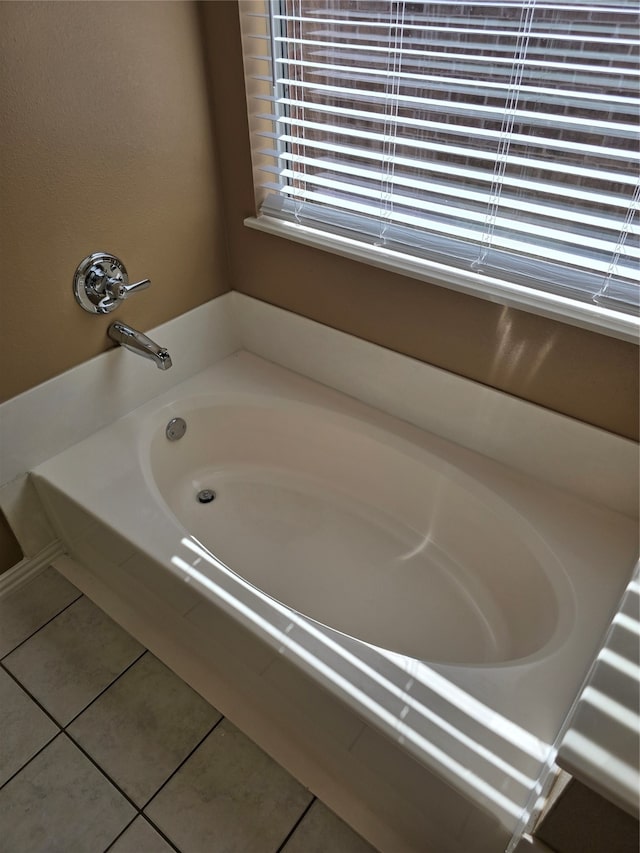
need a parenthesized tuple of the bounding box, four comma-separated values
(32, 351, 638, 853)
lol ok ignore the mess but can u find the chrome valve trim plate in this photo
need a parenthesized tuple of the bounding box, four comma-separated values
(73, 252, 151, 314)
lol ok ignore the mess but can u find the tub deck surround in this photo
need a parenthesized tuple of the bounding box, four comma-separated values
(555, 564, 640, 818)
(0, 293, 240, 560)
(1, 291, 637, 554)
(31, 351, 638, 853)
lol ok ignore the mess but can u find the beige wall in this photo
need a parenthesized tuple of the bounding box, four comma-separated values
(0, 1, 229, 404)
(200, 1, 639, 442)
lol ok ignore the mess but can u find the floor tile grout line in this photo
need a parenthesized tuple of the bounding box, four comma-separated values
(61, 729, 146, 817)
(139, 714, 226, 813)
(1, 697, 194, 845)
(0, 648, 144, 801)
(274, 795, 317, 853)
(101, 814, 139, 853)
(1, 654, 320, 853)
(137, 813, 183, 853)
(0, 591, 83, 663)
(1, 645, 147, 735)
(0, 659, 64, 726)
(101, 812, 183, 853)
(62, 649, 148, 731)
(0, 728, 62, 794)
(1, 642, 222, 828)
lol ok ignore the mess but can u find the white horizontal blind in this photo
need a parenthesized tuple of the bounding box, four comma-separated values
(245, 0, 640, 315)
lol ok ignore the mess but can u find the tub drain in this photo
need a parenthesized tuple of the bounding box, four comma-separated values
(197, 489, 216, 504)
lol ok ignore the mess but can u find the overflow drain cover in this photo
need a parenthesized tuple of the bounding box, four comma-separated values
(166, 417, 187, 441)
(197, 489, 216, 504)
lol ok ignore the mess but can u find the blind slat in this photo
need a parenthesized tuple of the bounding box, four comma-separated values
(274, 35, 639, 65)
(262, 167, 639, 258)
(247, 32, 639, 77)
(275, 59, 639, 109)
(259, 146, 626, 210)
(256, 127, 637, 186)
(300, 46, 640, 81)
(272, 79, 637, 136)
(280, 30, 639, 49)
(265, 186, 638, 278)
(257, 103, 640, 162)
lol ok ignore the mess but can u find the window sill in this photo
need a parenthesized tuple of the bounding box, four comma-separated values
(245, 216, 639, 345)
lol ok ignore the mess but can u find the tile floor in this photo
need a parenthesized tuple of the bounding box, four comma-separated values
(0, 567, 378, 853)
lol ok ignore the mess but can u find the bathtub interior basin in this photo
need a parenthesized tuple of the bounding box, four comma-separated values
(148, 400, 569, 666)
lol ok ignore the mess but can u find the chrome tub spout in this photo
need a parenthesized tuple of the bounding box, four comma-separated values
(107, 322, 172, 370)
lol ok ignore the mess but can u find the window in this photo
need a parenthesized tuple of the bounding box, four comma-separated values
(241, 1, 640, 339)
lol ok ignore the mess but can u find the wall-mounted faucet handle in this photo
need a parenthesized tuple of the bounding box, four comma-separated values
(74, 253, 151, 314)
(105, 277, 151, 302)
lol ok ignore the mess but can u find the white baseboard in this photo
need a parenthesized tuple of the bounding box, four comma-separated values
(0, 540, 66, 599)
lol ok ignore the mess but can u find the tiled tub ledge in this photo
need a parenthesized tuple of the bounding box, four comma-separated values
(29, 351, 638, 853)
